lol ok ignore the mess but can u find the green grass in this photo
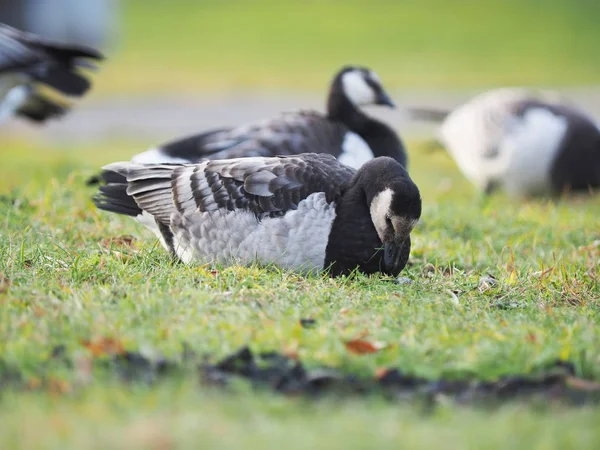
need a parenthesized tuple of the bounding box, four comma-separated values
(1, 139, 599, 449)
(93, 0, 600, 95)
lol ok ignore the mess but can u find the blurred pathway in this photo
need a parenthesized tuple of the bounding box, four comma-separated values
(3, 88, 600, 144)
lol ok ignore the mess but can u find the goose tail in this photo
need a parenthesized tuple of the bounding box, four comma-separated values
(92, 166, 143, 218)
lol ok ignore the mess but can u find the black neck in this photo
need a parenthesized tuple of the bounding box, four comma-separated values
(327, 85, 371, 132)
(324, 182, 386, 277)
(326, 84, 406, 167)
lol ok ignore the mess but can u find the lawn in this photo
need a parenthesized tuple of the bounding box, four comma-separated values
(1, 138, 599, 449)
(94, 0, 600, 94)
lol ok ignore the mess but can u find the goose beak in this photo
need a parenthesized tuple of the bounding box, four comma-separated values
(384, 242, 401, 269)
(383, 236, 412, 275)
(377, 91, 396, 108)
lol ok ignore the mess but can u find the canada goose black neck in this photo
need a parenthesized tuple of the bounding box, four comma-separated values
(326, 69, 407, 168)
(327, 73, 371, 132)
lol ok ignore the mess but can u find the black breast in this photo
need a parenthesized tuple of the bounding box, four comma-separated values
(546, 105, 600, 194)
(323, 184, 409, 277)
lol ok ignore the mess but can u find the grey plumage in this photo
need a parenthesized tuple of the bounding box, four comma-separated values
(93, 153, 421, 277)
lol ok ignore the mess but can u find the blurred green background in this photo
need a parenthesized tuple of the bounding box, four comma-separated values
(96, 0, 600, 94)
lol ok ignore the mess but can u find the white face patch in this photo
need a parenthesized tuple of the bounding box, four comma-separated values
(369, 188, 393, 242)
(342, 71, 376, 106)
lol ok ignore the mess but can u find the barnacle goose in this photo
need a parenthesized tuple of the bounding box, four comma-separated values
(410, 88, 600, 197)
(93, 153, 421, 277)
(0, 23, 103, 124)
(130, 66, 407, 170)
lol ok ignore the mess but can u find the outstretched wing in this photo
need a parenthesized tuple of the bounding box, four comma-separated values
(131, 111, 349, 164)
(94, 153, 356, 225)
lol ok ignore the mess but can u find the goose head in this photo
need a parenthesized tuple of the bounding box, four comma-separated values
(359, 157, 421, 273)
(329, 66, 396, 110)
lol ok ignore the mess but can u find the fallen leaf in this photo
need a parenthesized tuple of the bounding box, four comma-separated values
(526, 333, 538, 344)
(375, 367, 392, 379)
(344, 338, 386, 355)
(82, 336, 125, 357)
(99, 235, 137, 250)
(565, 376, 600, 391)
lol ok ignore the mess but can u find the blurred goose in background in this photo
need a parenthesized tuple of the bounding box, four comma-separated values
(129, 65, 407, 170)
(93, 153, 421, 277)
(410, 88, 600, 198)
(0, 23, 103, 124)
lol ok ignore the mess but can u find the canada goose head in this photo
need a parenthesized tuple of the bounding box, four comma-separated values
(333, 65, 396, 109)
(360, 157, 421, 273)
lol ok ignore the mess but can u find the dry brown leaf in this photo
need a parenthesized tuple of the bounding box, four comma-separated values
(82, 336, 125, 357)
(526, 332, 538, 344)
(99, 235, 137, 250)
(565, 376, 600, 391)
(344, 338, 386, 355)
(375, 367, 392, 379)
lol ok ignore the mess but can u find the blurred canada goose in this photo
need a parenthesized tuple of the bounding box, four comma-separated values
(0, 23, 103, 124)
(410, 88, 600, 197)
(130, 66, 407, 170)
(93, 153, 421, 277)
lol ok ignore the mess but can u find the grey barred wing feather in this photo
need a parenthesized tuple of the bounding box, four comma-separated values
(99, 153, 356, 226)
(142, 111, 349, 163)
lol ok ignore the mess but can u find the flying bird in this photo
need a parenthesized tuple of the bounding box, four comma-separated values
(410, 88, 600, 197)
(93, 153, 421, 277)
(0, 23, 104, 124)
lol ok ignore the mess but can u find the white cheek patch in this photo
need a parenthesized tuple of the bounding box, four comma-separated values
(342, 71, 376, 106)
(369, 188, 393, 242)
